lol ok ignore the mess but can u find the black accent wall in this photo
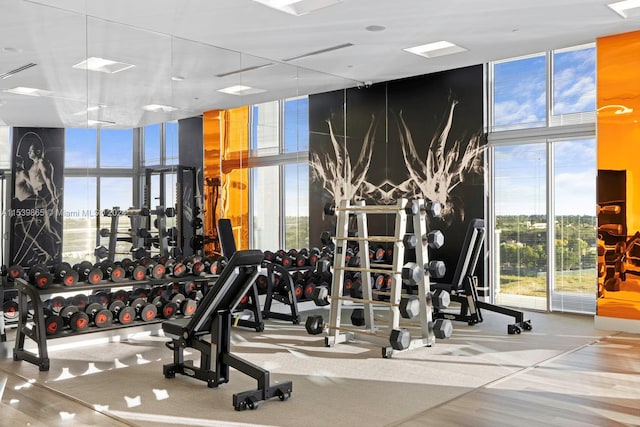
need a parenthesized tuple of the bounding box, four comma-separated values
(10, 128, 65, 267)
(309, 65, 486, 284)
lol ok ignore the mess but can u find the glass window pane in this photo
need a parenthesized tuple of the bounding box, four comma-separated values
(164, 172, 177, 230)
(166, 121, 179, 165)
(252, 166, 280, 249)
(553, 46, 596, 117)
(494, 143, 547, 311)
(284, 163, 309, 249)
(284, 97, 309, 153)
(493, 54, 546, 131)
(252, 101, 279, 156)
(100, 129, 133, 168)
(553, 138, 597, 313)
(62, 177, 97, 264)
(100, 177, 133, 260)
(144, 124, 161, 166)
(65, 128, 97, 168)
(0, 126, 11, 169)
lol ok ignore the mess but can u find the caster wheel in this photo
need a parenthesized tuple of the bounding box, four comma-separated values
(508, 324, 522, 335)
(255, 323, 265, 332)
(279, 392, 290, 401)
(382, 348, 394, 359)
(522, 321, 532, 331)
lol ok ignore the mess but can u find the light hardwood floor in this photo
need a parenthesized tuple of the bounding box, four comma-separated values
(1, 309, 638, 427)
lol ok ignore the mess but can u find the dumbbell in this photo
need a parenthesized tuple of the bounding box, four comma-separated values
(6, 264, 25, 281)
(404, 200, 443, 217)
(99, 261, 126, 282)
(84, 302, 113, 328)
(51, 262, 79, 286)
(172, 294, 197, 317)
(305, 314, 411, 351)
(151, 296, 178, 319)
(42, 309, 64, 335)
(182, 255, 202, 274)
(69, 293, 89, 311)
(274, 250, 294, 268)
(430, 288, 450, 309)
(59, 305, 90, 332)
(308, 248, 321, 265)
(255, 274, 269, 294)
(3, 300, 19, 321)
(165, 259, 188, 278)
(294, 248, 309, 267)
(28, 264, 54, 289)
(47, 296, 67, 314)
(426, 260, 446, 279)
(129, 297, 158, 322)
(120, 259, 147, 281)
(74, 261, 104, 284)
(402, 261, 447, 284)
(144, 261, 166, 279)
(365, 247, 381, 262)
(108, 300, 136, 324)
(432, 318, 453, 339)
(403, 230, 445, 250)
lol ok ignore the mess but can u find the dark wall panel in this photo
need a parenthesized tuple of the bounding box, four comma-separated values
(10, 128, 65, 267)
(309, 65, 486, 283)
(178, 116, 204, 257)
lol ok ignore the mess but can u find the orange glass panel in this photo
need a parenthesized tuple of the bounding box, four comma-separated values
(203, 110, 222, 256)
(203, 107, 250, 253)
(597, 30, 640, 320)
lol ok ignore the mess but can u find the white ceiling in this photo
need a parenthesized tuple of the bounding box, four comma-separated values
(0, 0, 638, 129)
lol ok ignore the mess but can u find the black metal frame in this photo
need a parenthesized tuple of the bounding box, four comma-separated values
(432, 218, 532, 334)
(162, 249, 292, 410)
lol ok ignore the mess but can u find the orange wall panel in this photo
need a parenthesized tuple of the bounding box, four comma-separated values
(597, 30, 640, 320)
(203, 107, 250, 253)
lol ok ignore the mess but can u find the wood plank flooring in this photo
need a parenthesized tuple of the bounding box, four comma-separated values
(392, 334, 640, 427)
(0, 310, 638, 426)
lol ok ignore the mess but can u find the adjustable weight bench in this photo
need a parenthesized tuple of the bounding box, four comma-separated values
(162, 249, 292, 410)
(431, 218, 532, 335)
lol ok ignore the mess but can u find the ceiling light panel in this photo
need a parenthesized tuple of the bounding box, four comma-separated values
(72, 57, 135, 74)
(403, 41, 467, 58)
(217, 85, 266, 95)
(608, 0, 640, 18)
(3, 86, 52, 97)
(253, 0, 342, 16)
(142, 104, 178, 112)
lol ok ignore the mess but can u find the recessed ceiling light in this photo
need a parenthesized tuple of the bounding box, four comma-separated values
(365, 25, 386, 32)
(87, 119, 115, 127)
(72, 57, 135, 74)
(608, 0, 640, 18)
(1, 47, 22, 53)
(3, 86, 52, 97)
(403, 41, 467, 58)
(217, 85, 266, 95)
(171, 76, 185, 81)
(142, 104, 178, 113)
(252, 0, 342, 16)
(72, 105, 107, 115)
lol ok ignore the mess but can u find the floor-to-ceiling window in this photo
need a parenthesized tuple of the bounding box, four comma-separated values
(64, 127, 137, 263)
(249, 97, 309, 251)
(490, 44, 597, 313)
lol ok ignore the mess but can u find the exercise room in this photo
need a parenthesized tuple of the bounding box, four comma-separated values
(1, 1, 639, 426)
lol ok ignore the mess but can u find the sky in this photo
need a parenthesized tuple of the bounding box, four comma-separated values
(493, 46, 596, 217)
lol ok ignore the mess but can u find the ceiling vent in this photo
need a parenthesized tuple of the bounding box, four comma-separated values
(0, 62, 37, 79)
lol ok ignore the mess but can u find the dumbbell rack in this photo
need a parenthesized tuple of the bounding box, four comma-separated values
(12, 275, 214, 371)
(261, 262, 307, 324)
(326, 198, 436, 357)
